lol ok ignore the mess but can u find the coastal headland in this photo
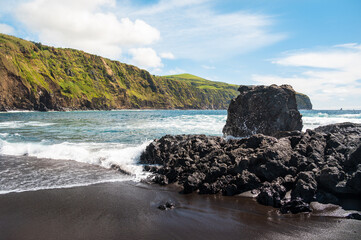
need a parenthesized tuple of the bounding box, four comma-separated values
(0, 34, 312, 111)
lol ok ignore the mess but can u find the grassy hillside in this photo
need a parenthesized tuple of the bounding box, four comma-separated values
(0, 34, 236, 110)
(164, 74, 312, 110)
(164, 74, 238, 90)
(0, 33, 312, 111)
(295, 92, 313, 110)
(162, 73, 239, 107)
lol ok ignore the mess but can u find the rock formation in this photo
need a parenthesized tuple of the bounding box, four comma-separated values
(140, 123, 361, 214)
(222, 85, 303, 138)
(295, 93, 312, 110)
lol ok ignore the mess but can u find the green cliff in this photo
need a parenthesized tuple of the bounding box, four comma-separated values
(164, 74, 313, 110)
(0, 33, 312, 111)
(0, 34, 238, 110)
(295, 92, 313, 110)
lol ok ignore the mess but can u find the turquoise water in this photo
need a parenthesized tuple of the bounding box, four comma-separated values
(0, 109, 360, 193)
(0, 110, 227, 144)
(301, 109, 361, 129)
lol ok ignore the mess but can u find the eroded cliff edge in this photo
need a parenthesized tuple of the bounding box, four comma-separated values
(0, 34, 312, 111)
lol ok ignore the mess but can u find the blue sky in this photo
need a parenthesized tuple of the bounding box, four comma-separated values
(0, 0, 360, 109)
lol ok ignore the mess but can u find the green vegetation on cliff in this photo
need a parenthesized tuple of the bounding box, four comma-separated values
(165, 74, 313, 110)
(0, 34, 237, 110)
(0, 33, 312, 111)
(295, 92, 313, 110)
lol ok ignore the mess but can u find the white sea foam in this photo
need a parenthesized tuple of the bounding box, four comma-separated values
(310, 112, 361, 118)
(0, 178, 130, 195)
(0, 110, 35, 113)
(303, 116, 361, 130)
(310, 202, 361, 218)
(123, 114, 226, 134)
(0, 133, 9, 138)
(0, 121, 56, 129)
(0, 139, 151, 181)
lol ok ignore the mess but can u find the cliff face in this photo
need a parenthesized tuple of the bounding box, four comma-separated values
(0, 34, 312, 111)
(295, 93, 312, 110)
(0, 34, 239, 111)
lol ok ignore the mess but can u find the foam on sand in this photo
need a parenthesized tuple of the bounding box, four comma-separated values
(0, 139, 151, 181)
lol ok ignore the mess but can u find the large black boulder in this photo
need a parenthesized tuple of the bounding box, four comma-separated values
(223, 85, 303, 137)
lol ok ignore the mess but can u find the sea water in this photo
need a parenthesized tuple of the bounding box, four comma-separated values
(0, 109, 360, 193)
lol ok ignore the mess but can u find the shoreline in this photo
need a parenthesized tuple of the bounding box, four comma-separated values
(0, 181, 360, 240)
(2, 109, 361, 115)
(3, 108, 341, 113)
(0, 108, 229, 113)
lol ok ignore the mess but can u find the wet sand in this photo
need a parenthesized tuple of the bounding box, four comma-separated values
(0, 182, 360, 240)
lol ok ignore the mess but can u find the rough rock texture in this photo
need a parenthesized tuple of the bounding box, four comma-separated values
(223, 85, 303, 138)
(140, 123, 361, 214)
(295, 93, 312, 110)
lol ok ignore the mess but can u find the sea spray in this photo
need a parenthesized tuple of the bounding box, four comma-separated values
(302, 110, 361, 130)
(0, 121, 56, 128)
(0, 139, 151, 180)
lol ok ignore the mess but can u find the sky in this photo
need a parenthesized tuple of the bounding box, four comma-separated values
(0, 0, 360, 109)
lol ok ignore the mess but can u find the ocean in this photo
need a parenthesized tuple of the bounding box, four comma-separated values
(1, 109, 360, 194)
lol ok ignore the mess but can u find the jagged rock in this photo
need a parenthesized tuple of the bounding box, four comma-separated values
(295, 92, 312, 110)
(223, 85, 303, 137)
(346, 144, 361, 168)
(346, 213, 361, 220)
(110, 164, 131, 175)
(318, 166, 349, 194)
(280, 198, 312, 214)
(257, 183, 286, 208)
(348, 170, 361, 194)
(183, 172, 206, 193)
(236, 170, 261, 192)
(158, 201, 175, 210)
(140, 123, 361, 214)
(291, 171, 317, 203)
(153, 174, 169, 185)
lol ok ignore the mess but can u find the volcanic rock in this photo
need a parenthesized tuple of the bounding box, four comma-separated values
(222, 85, 303, 137)
(140, 123, 361, 214)
(280, 198, 312, 214)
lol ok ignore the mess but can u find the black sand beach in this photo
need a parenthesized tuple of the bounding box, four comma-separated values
(0, 181, 360, 240)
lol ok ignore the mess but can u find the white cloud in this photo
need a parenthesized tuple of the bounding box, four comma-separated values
(129, 48, 163, 69)
(160, 52, 175, 59)
(132, 0, 209, 16)
(8, 0, 285, 73)
(15, 0, 160, 59)
(118, 0, 286, 60)
(0, 23, 14, 34)
(202, 65, 215, 70)
(167, 68, 186, 75)
(253, 44, 361, 109)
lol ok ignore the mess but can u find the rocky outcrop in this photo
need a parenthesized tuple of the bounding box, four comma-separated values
(223, 85, 303, 138)
(295, 93, 312, 110)
(140, 123, 361, 213)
